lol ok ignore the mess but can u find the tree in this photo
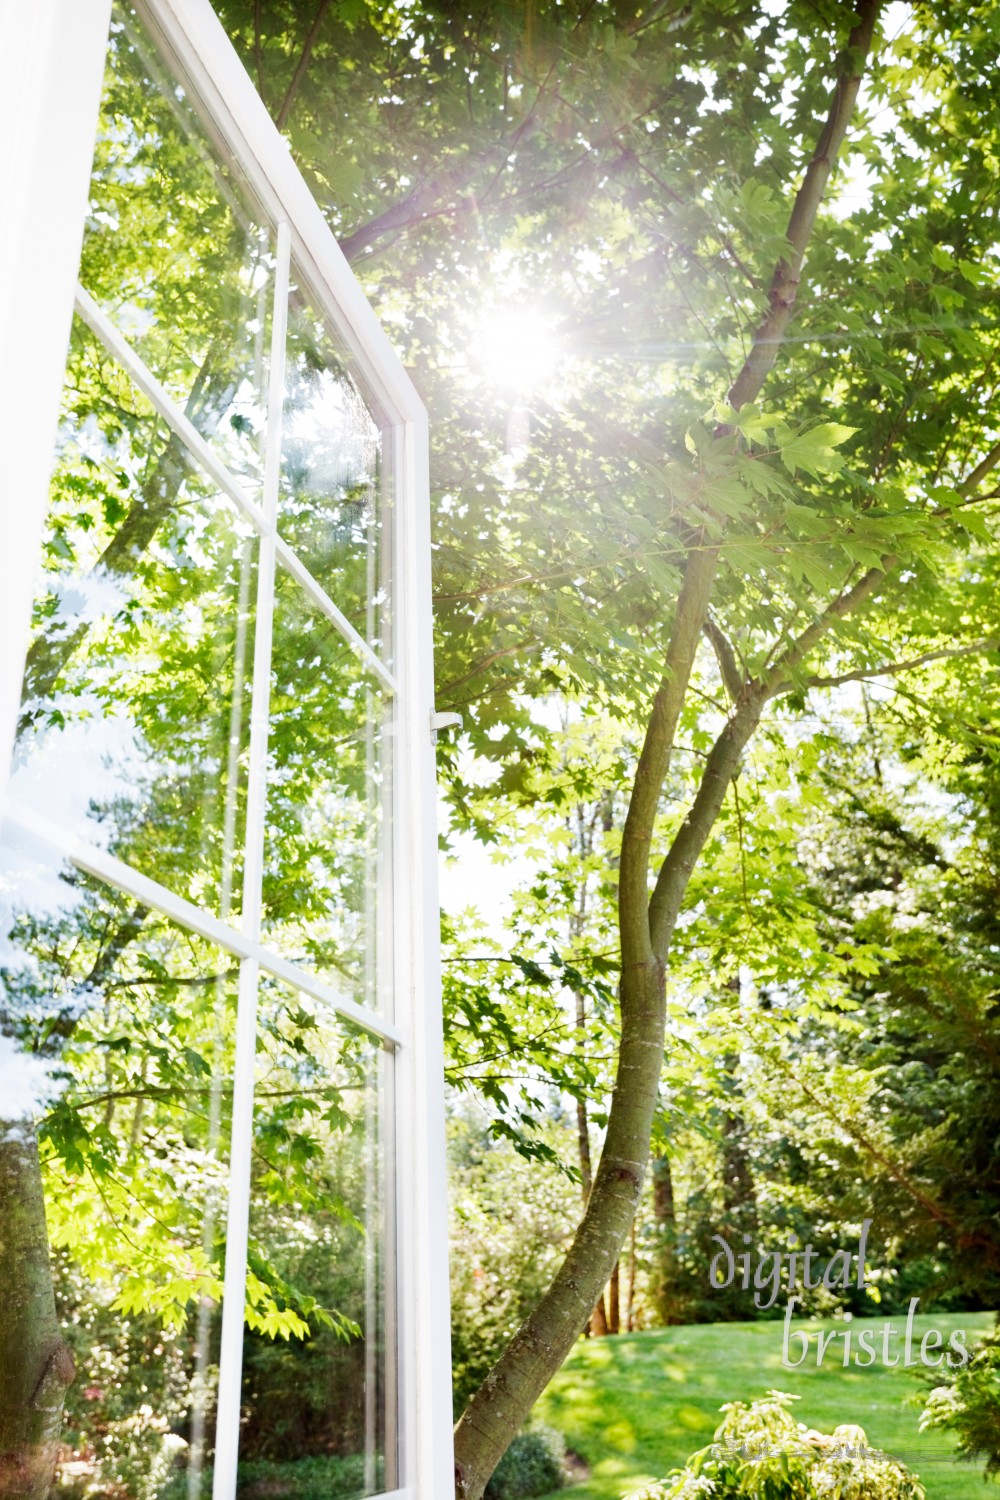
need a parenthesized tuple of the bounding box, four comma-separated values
(214, 2, 1000, 1493)
(9, 0, 1000, 1495)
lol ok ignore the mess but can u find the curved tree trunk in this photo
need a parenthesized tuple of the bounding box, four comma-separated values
(452, 7, 880, 1492)
(651, 1150, 678, 1325)
(607, 1261, 620, 1335)
(574, 992, 608, 1336)
(0, 1123, 75, 1500)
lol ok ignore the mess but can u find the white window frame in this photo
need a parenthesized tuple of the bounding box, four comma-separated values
(0, 3, 454, 1497)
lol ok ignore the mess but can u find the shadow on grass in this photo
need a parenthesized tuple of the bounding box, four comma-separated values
(532, 1311, 997, 1500)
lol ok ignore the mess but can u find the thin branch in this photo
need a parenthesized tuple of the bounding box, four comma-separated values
(764, 563, 894, 695)
(437, 638, 539, 700)
(727, 0, 881, 412)
(619, 542, 719, 971)
(807, 637, 1000, 691)
(765, 436, 1000, 697)
(275, 0, 331, 132)
(625, 1, 694, 40)
(703, 614, 745, 700)
(952, 437, 1000, 500)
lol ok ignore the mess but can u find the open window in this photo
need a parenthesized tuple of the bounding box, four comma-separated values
(0, 3, 452, 1497)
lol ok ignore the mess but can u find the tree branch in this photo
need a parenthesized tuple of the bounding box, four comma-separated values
(727, 0, 881, 412)
(763, 561, 896, 695)
(647, 682, 766, 957)
(703, 614, 745, 700)
(807, 637, 1000, 691)
(275, 0, 331, 132)
(955, 437, 1000, 497)
(618, 542, 719, 973)
(763, 434, 1000, 698)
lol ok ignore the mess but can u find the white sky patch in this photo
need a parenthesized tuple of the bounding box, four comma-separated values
(0, 1036, 59, 1123)
(830, 153, 878, 221)
(440, 826, 519, 943)
(10, 705, 150, 849)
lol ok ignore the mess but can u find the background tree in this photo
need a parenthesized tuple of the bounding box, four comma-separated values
(8, 0, 1000, 1495)
(212, 2, 1000, 1493)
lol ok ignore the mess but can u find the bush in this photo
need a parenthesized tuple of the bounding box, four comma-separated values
(236, 1455, 368, 1499)
(485, 1427, 566, 1500)
(920, 1325, 1000, 1477)
(161, 1454, 369, 1500)
(628, 1390, 925, 1500)
(448, 1112, 579, 1418)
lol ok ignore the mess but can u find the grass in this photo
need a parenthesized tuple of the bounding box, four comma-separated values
(532, 1311, 997, 1500)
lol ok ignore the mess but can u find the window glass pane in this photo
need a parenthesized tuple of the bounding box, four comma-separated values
(0, 827, 236, 1500)
(239, 982, 394, 1498)
(263, 572, 392, 1014)
(80, 0, 273, 492)
(281, 277, 389, 659)
(10, 317, 257, 922)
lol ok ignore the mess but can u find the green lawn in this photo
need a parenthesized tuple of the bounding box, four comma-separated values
(533, 1311, 997, 1500)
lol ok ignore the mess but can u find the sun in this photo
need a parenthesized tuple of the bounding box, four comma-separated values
(475, 308, 560, 392)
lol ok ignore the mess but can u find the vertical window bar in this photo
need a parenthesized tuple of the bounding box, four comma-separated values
(189, 538, 255, 1500)
(213, 218, 292, 1500)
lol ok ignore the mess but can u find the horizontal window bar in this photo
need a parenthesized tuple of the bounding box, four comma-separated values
(73, 284, 398, 697)
(274, 536, 396, 693)
(1, 798, 403, 1049)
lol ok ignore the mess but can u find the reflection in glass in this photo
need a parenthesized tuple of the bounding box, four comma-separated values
(240, 985, 393, 1498)
(12, 317, 257, 921)
(263, 572, 391, 1012)
(0, 830, 235, 1499)
(81, 0, 273, 491)
(281, 277, 388, 657)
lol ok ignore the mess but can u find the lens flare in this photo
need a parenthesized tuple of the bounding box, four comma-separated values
(476, 309, 559, 391)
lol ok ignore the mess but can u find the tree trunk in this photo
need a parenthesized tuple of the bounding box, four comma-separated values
(574, 994, 609, 1336)
(719, 1068, 757, 1231)
(453, 547, 732, 1498)
(608, 1260, 620, 1334)
(589, 1294, 609, 1338)
(626, 1215, 637, 1332)
(452, 9, 879, 1491)
(651, 1150, 678, 1325)
(0, 1122, 75, 1500)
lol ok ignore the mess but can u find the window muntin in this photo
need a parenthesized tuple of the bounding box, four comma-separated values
(281, 282, 387, 660)
(0, 831, 237, 1500)
(0, 0, 422, 1495)
(263, 578, 392, 1014)
(13, 315, 259, 920)
(83, 2, 274, 493)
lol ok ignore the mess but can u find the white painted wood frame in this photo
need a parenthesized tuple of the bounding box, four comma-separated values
(0, 2, 454, 1496)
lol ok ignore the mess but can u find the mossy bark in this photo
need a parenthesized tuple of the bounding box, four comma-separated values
(0, 1123, 75, 1500)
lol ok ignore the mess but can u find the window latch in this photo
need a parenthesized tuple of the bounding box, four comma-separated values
(430, 710, 462, 741)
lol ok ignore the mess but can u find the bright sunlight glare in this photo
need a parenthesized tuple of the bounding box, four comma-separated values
(476, 309, 560, 392)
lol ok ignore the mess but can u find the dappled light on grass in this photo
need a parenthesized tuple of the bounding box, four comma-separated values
(532, 1317, 997, 1500)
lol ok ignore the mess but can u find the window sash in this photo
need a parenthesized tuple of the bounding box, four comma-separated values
(0, 1, 453, 1494)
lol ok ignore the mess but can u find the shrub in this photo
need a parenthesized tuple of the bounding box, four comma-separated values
(920, 1325, 1000, 1477)
(161, 1453, 369, 1500)
(485, 1427, 566, 1500)
(627, 1390, 925, 1500)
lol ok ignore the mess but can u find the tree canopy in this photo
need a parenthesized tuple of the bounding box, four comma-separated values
(5, 2, 1000, 1498)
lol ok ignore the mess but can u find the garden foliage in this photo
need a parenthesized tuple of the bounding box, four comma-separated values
(629, 1392, 925, 1500)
